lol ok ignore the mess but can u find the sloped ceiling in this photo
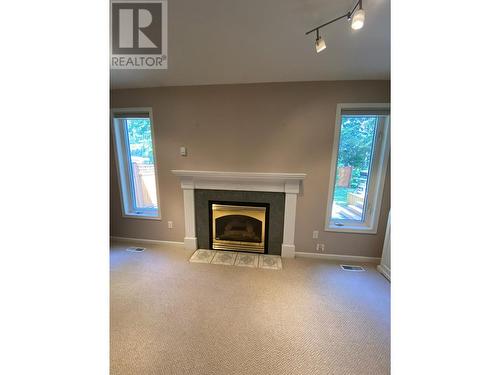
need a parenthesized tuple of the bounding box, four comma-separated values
(111, 0, 390, 88)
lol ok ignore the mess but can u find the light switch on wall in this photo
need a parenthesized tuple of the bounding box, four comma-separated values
(167, 221, 173, 229)
(180, 146, 187, 156)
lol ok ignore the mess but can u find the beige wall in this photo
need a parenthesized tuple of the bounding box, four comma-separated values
(110, 80, 390, 258)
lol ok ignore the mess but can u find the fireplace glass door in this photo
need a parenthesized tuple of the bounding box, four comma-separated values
(210, 203, 268, 253)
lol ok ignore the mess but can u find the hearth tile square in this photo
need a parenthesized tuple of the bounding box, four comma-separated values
(258, 255, 282, 270)
(211, 251, 237, 266)
(189, 249, 216, 264)
(234, 253, 259, 268)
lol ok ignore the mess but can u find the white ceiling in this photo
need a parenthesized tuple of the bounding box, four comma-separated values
(110, 0, 390, 89)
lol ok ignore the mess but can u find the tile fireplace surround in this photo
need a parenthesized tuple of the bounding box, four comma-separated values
(171, 170, 307, 258)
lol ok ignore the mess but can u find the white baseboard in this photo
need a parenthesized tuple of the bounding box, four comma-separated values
(295, 251, 381, 264)
(377, 264, 391, 281)
(110, 236, 184, 247)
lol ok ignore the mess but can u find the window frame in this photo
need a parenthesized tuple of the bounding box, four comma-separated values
(324, 103, 390, 234)
(111, 107, 162, 220)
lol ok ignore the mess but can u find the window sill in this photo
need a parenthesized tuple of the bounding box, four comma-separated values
(122, 212, 161, 221)
(325, 223, 377, 234)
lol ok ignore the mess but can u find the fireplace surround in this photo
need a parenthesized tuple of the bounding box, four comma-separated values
(171, 170, 306, 258)
(194, 190, 284, 255)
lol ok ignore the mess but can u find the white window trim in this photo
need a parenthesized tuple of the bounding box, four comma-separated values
(324, 103, 390, 234)
(111, 107, 162, 220)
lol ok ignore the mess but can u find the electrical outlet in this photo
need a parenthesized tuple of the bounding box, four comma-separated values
(167, 221, 173, 229)
(319, 244, 325, 252)
(312, 230, 319, 239)
(180, 146, 187, 156)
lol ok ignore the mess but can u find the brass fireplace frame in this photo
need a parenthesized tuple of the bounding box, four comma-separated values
(209, 201, 270, 253)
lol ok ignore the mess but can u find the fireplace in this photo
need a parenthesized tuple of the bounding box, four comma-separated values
(209, 201, 269, 253)
(172, 170, 306, 257)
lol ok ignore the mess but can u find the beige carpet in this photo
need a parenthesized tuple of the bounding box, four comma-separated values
(111, 242, 390, 375)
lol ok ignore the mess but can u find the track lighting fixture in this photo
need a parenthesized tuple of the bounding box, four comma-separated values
(315, 30, 326, 53)
(351, 8, 365, 30)
(306, 0, 365, 53)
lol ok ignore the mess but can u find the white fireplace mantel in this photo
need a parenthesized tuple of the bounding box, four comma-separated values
(171, 170, 306, 258)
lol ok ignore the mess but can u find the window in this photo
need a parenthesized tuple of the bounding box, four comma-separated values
(325, 104, 390, 233)
(112, 108, 161, 219)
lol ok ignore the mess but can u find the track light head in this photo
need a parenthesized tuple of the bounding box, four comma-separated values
(351, 8, 365, 30)
(315, 36, 326, 53)
(306, 0, 365, 52)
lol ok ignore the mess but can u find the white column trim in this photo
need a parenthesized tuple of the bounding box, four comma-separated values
(183, 188, 198, 251)
(281, 193, 298, 258)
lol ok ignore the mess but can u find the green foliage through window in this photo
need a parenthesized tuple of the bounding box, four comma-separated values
(125, 118, 154, 164)
(331, 115, 379, 222)
(337, 116, 377, 170)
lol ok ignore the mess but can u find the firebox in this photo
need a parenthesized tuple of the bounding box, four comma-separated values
(209, 201, 269, 253)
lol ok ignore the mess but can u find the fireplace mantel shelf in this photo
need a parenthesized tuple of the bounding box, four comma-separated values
(171, 170, 306, 194)
(172, 170, 307, 258)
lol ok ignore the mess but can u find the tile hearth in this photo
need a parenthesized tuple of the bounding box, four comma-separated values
(211, 251, 237, 266)
(189, 250, 282, 270)
(235, 253, 259, 268)
(188, 249, 216, 263)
